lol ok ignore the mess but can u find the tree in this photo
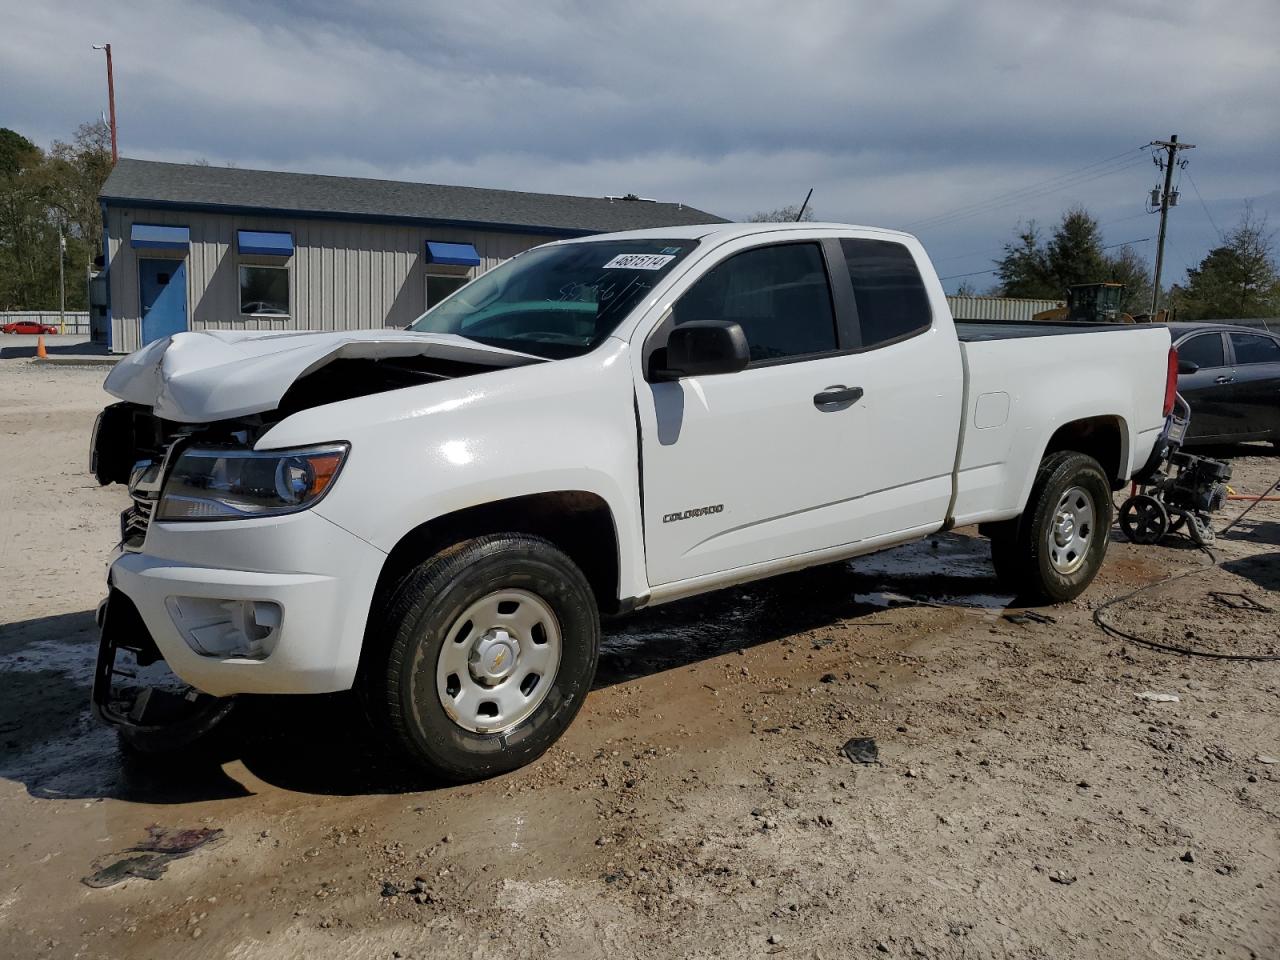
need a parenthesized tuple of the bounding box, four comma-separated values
(47, 120, 113, 291)
(0, 128, 54, 310)
(997, 207, 1148, 310)
(748, 204, 816, 223)
(1045, 207, 1106, 290)
(1170, 206, 1280, 320)
(1103, 244, 1153, 316)
(995, 221, 1054, 298)
(0, 128, 39, 177)
(0, 121, 112, 310)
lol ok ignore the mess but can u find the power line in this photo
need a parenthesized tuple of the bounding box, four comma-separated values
(939, 237, 1150, 283)
(904, 146, 1150, 231)
(910, 156, 1151, 232)
(939, 267, 999, 281)
(1100, 210, 1153, 227)
(932, 245, 1008, 264)
(904, 146, 1145, 227)
(1183, 170, 1223, 239)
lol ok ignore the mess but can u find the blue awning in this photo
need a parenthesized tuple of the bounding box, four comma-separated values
(426, 241, 481, 267)
(130, 224, 190, 250)
(237, 230, 294, 257)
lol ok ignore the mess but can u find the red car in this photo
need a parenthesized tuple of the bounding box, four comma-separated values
(1, 320, 59, 334)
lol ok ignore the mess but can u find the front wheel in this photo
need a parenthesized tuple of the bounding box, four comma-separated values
(988, 451, 1112, 604)
(363, 534, 600, 783)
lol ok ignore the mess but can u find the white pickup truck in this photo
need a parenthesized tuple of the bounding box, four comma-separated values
(90, 222, 1178, 781)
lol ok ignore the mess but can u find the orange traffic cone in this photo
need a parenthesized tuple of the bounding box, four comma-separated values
(36, 335, 47, 359)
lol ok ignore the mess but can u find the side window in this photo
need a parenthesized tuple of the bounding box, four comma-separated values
(839, 239, 932, 348)
(1230, 333, 1280, 365)
(1178, 333, 1225, 369)
(673, 243, 837, 363)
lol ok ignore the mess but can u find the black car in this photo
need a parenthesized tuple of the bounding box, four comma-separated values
(1169, 322, 1280, 447)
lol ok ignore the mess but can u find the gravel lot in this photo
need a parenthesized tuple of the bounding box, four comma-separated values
(1, 360, 1277, 960)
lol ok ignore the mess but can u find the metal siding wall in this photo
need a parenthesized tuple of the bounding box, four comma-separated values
(946, 295, 1066, 322)
(0, 311, 91, 333)
(105, 205, 561, 350)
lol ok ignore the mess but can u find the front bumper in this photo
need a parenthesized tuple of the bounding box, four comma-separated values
(104, 509, 386, 697)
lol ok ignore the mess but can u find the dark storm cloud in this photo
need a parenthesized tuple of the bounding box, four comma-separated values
(3, 0, 1277, 287)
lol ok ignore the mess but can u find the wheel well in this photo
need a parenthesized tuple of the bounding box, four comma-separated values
(1043, 416, 1126, 488)
(372, 491, 622, 616)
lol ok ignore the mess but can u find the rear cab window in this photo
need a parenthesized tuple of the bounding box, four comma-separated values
(839, 239, 932, 348)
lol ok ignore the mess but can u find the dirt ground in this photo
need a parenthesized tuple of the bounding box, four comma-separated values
(1, 360, 1278, 960)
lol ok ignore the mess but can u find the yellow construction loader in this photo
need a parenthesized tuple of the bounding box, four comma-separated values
(1032, 282, 1172, 324)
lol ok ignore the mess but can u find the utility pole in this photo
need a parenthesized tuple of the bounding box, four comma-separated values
(93, 43, 118, 163)
(1149, 133, 1194, 315)
(58, 223, 66, 334)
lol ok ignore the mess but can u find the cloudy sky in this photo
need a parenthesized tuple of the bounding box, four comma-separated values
(4, 0, 1278, 290)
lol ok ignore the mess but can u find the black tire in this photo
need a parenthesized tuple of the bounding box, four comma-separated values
(1117, 494, 1169, 545)
(362, 534, 600, 783)
(987, 451, 1112, 604)
(986, 520, 1020, 587)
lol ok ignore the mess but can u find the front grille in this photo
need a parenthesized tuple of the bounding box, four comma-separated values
(121, 499, 154, 551)
(121, 448, 173, 551)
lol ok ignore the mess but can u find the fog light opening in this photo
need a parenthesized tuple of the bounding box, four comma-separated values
(166, 597, 284, 660)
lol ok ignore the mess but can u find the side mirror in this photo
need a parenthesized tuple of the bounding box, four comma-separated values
(652, 321, 750, 380)
(1177, 359, 1199, 374)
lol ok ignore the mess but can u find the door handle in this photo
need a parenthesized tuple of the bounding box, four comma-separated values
(813, 385, 864, 409)
(1214, 375, 1234, 384)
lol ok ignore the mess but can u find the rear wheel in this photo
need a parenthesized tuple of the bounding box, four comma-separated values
(987, 451, 1112, 603)
(363, 534, 600, 783)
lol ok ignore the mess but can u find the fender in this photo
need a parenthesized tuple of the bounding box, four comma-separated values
(257, 339, 649, 601)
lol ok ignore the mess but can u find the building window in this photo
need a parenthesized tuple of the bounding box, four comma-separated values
(239, 265, 290, 316)
(427, 273, 469, 309)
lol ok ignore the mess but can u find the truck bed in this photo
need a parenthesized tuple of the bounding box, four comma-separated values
(955, 320, 1166, 342)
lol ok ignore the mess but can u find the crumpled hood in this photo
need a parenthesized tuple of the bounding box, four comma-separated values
(103, 328, 537, 423)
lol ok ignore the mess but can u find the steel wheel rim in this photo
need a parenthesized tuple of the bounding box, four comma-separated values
(435, 588, 562, 734)
(1047, 485, 1094, 575)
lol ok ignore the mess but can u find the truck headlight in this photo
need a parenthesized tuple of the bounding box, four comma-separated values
(156, 443, 349, 520)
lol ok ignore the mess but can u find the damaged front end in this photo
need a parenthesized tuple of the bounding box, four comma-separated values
(88, 329, 541, 749)
(92, 588, 238, 753)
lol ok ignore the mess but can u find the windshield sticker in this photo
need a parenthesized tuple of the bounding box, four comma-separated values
(660, 246, 681, 255)
(603, 253, 676, 271)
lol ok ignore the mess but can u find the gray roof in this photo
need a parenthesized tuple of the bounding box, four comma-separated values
(100, 158, 724, 235)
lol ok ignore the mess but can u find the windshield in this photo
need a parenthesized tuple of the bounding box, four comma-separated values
(410, 238, 697, 359)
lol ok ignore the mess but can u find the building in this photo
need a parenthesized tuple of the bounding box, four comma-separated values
(97, 159, 722, 353)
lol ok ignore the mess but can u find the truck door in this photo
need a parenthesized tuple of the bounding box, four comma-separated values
(635, 235, 962, 587)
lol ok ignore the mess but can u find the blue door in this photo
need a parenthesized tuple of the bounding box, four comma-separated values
(139, 258, 188, 343)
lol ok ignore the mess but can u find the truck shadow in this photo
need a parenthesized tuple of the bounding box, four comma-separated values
(0, 534, 1011, 802)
